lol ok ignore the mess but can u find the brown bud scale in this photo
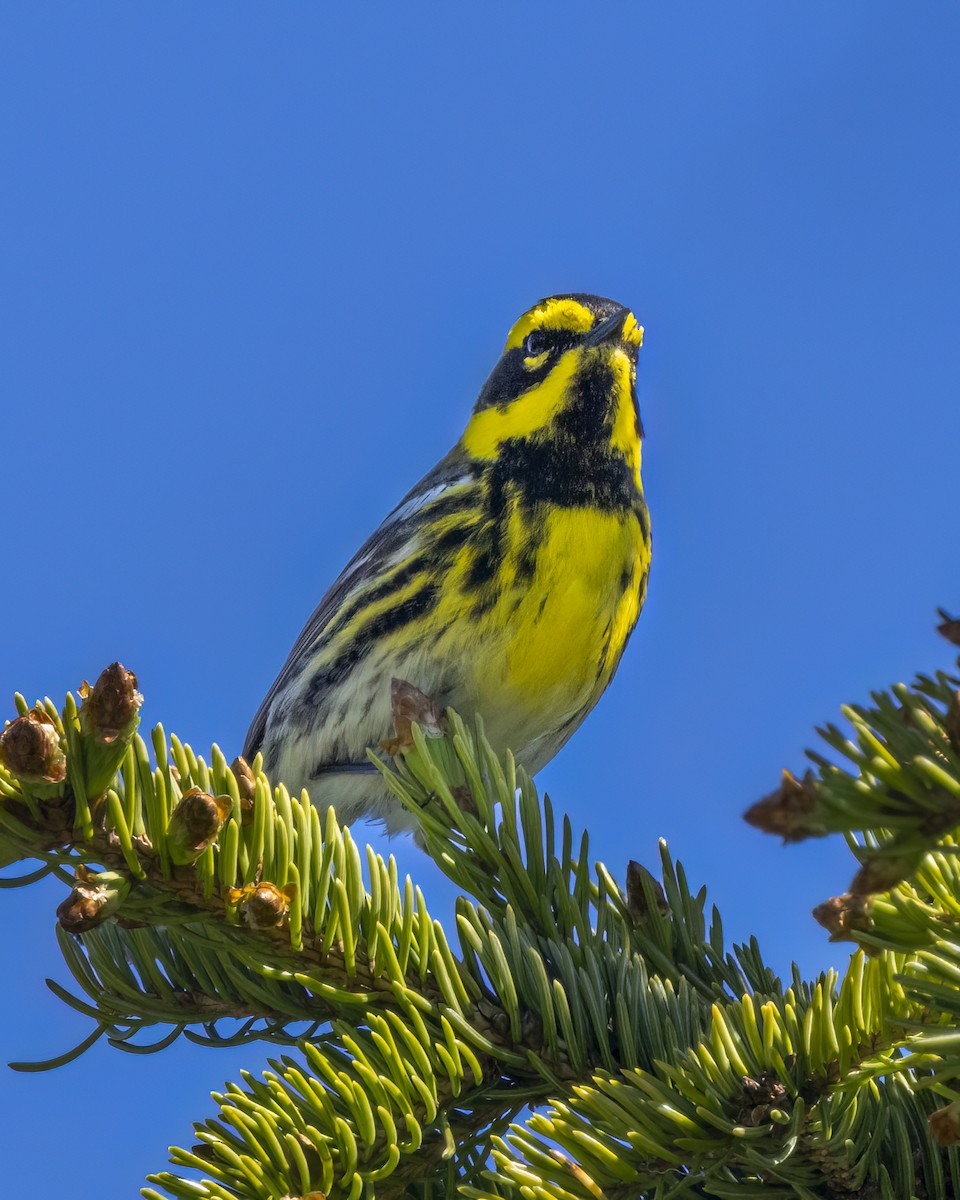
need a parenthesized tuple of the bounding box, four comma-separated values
(930, 1101, 960, 1146)
(744, 770, 825, 842)
(79, 662, 142, 744)
(0, 707, 67, 783)
(812, 892, 873, 943)
(227, 881, 297, 929)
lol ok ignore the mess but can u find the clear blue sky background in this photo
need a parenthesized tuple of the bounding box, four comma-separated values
(2, 5, 960, 1195)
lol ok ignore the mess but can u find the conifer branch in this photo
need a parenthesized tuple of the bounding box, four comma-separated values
(3, 622, 960, 1196)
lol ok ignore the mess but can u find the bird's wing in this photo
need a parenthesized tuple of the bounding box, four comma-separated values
(243, 445, 475, 759)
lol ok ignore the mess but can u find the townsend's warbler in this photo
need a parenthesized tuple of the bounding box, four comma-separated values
(245, 294, 650, 835)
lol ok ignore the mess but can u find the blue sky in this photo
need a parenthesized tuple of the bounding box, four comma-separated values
(3, 5, 960, 1195)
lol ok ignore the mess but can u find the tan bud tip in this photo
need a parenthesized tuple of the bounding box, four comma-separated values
(56, 869, 130, 933)
(812, 892, 872, 942)
(626, 860, 668, 918)
(0, 707, 67, 783)
(56, 892, 102, 934)
(169, 787, 231, 862)
(228, 881, 296, 929)
(79, 662, 143, 744)
(930, 1101, 960, 1146)
(744, 769, 825, 842)
(937, 608, 960, 648)
(737, 1071, 790, 1126)
(230, 756, 257, 823)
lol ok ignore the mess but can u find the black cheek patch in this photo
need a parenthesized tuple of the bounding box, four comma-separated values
(474, 347, 556, 412)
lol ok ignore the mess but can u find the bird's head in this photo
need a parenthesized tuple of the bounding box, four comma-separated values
(462, 294, 644, 485)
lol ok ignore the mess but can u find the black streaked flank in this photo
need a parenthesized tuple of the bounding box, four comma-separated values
(636, 498, 650, 545)
(594, 620, 613, 681)
(415, 486, 478, 522)
(429, 520, 476, 556)
(514, 540, 538, 584)
(364, 582, 439, 640)
(323, 554, 430, 643)
(466, 545, 498, 590)
(303, 641, 365, 706)
(300, 582, 439, 712)
(311, 761, 380, 778)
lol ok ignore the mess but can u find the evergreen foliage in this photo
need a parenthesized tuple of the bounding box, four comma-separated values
(2, 625, 960, 1199)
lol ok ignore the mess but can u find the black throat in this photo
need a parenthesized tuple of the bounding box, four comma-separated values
(487, 359, 642, 512)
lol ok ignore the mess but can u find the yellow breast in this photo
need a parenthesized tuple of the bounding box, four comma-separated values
(434, 500, 649, 758)
(501, 506, 648, 711)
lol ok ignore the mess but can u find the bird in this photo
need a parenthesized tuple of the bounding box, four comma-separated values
(244, 293, 651, 835)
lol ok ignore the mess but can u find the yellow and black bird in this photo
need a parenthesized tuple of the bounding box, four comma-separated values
(244, 294, 650, 834)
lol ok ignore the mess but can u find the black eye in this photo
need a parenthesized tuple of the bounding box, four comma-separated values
(524, 331, 547, 357)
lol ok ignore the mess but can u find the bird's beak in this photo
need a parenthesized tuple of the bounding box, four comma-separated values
(584, 309, 643, 353)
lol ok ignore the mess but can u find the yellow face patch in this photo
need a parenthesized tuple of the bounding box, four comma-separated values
(462, 349, 580, 460)
(607, 349, 643, 480)
(523, 350, 549, 371)
(505, 297, 595, 351)
(621, 311, 643, 350)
